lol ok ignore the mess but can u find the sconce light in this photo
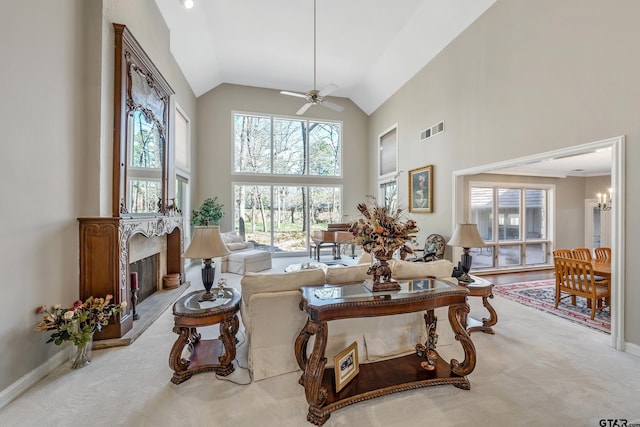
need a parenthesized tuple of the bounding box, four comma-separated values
(597, 188, 612, 211)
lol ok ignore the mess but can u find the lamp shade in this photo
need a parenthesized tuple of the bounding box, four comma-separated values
(183, 226, 230, 259)
(447, 224, 486, 248)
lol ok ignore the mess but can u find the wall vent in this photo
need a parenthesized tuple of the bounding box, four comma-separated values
(419, 120, 445, 142)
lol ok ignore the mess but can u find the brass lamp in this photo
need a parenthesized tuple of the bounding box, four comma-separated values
(447, 223, 486, 283)
(183, 226, 230, 301)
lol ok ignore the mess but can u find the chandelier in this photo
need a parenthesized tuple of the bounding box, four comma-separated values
(597, 189, 612, 211)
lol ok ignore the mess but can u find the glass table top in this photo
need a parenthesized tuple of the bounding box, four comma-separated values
(311, 278, 454, 300)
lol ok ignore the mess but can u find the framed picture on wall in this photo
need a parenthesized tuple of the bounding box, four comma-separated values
(334, 342, 359, 392)
(409, 165, 433, 213)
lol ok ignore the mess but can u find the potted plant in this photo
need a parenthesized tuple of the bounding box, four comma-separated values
(191, 197, 224, 226)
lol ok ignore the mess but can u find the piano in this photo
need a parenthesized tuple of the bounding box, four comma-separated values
(310, 224, 355, 261)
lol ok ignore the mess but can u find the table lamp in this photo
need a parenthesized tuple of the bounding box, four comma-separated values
(447, 223, 486, 283)
(183, 226, 230, 301)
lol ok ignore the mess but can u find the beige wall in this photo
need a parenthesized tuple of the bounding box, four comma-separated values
(196, 83, 370, 232)
(0, 0, 197, 393)
(368, 0, 638, 345)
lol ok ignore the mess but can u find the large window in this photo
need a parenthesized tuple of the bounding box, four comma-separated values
(233, 184, 342, 252)
(469, 184, 552, 270)
(233, 112, 343, 254)
(234, 113, 341, 176)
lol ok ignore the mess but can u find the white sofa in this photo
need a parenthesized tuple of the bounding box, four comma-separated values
(240, 259, 456, 381)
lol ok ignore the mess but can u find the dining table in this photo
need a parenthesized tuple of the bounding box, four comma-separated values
(592, 258, 611, 279)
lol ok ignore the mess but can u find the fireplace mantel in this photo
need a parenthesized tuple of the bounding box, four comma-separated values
(79, 216, 184, 339)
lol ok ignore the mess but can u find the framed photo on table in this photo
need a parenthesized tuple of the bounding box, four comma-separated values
(334, 342, 359, 392)
(409, 165, 433, 213)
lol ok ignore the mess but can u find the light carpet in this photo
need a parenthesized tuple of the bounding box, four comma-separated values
(1, 258, 639, 427)
(493, 280, 611, 333)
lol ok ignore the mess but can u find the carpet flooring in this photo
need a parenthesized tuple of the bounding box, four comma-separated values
(2, 259, 638, 426)
(493, 280, 610, 333)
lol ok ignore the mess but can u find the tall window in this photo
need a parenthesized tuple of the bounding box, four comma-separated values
(233, 112, 343, 253)
(378, 126, 398, 211)
(234, 113, 341, 176)
(233, 184, 342, 252)
(470, 184, 552, 270)
(174, 105, 191, 244)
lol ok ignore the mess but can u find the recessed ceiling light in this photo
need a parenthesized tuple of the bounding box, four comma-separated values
(182, 0, 194, 9)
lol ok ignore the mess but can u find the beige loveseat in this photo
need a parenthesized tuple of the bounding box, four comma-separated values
(240, 259, 455, 381)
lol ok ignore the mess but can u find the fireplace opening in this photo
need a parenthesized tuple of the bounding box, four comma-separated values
(130, 254, 159, 303)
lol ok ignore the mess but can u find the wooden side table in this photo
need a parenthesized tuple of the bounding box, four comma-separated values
(459, 275, 497, 334)
(169, 288, 241, 384)
(295, 279, 475, 426)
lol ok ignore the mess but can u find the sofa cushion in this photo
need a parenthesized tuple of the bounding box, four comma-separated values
(226, 242, 248, 251)
(325, 264, 370, 284)
(241, 269, 326, 306)
(221, 231, 244, 244)
(391, 259, 454, 279)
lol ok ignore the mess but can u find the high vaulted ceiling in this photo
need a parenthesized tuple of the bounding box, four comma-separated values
(155, 0, 496, 115)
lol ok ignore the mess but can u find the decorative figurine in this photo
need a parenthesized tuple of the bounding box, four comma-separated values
(217, 278, 226, 298)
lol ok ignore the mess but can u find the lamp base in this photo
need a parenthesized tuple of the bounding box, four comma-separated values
(198, 260, 217, 302)
(198, 292, 217, 302)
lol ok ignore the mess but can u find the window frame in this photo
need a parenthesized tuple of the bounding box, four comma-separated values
(469, 181, 555, 271)
(232, 111, 343, 178)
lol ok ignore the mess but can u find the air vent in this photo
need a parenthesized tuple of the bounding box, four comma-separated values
(419, 120, 445, 142)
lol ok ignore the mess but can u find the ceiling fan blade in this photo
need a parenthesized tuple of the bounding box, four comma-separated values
(280, 90, 307, 99)
(296, 102, 313, 115)
(318, 83, 338, 97)
(322, 100, 344, 112)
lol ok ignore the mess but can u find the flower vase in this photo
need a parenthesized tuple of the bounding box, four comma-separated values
(69, 335, 93, 369)
(365, 251, 400, 292)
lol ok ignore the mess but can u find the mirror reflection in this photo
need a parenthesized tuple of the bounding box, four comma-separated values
(127, 109, 163, 214)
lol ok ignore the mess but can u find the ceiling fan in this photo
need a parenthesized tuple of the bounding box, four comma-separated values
(280, 0, 344, 115)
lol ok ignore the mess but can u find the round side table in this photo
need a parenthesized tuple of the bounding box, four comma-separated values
(169, 288, 241, 384)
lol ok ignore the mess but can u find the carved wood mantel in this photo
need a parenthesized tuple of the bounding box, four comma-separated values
(79, 216, 184, 339)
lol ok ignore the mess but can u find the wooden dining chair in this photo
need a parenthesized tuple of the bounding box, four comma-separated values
(552, 249, 573, 259)
(552, 249, 575, 304)
(554, 257, 610, 320)
(595, 247, 611, 261)
(571, 247, 593, 261)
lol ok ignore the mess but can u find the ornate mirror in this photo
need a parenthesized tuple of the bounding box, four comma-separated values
(113, 23, 174, 216)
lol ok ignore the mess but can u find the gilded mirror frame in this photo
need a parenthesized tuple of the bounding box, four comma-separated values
(113, 23, 174, 217)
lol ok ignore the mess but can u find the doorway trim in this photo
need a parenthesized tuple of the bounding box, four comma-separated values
(452, 136, 625, 350)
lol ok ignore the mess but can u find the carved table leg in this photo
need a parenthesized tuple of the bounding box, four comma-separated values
(216, 314, 238, 376)
(301, 321, 329, 426)
(468, 294, 498, 334)
(448, 302, 476, 386)
(420, 309, 439, 370)
(295, 319, 313, 376)
(169, 326, 192, 384)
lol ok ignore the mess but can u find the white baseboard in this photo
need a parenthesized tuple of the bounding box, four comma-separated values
(624, 340, 640, 357)
(0, 350, 67, 410)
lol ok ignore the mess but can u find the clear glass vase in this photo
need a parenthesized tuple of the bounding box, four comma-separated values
(69, 335, 93, 369)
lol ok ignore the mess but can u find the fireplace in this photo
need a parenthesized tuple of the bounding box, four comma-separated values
(129, 254, 159, 303)
(78, 216, 184, 340)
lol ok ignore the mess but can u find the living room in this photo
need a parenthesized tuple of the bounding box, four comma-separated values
(1, 0, 638, 425)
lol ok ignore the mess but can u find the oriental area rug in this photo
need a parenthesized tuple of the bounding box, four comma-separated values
(493, 280, 611, 333)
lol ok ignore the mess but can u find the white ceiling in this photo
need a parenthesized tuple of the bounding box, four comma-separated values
(154, 0, 611, 177)
(155, 0, 496, 115)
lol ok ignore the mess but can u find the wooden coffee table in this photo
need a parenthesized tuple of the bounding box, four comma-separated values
(169, 288, 241, 384)
(459, 275, 497, 334)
